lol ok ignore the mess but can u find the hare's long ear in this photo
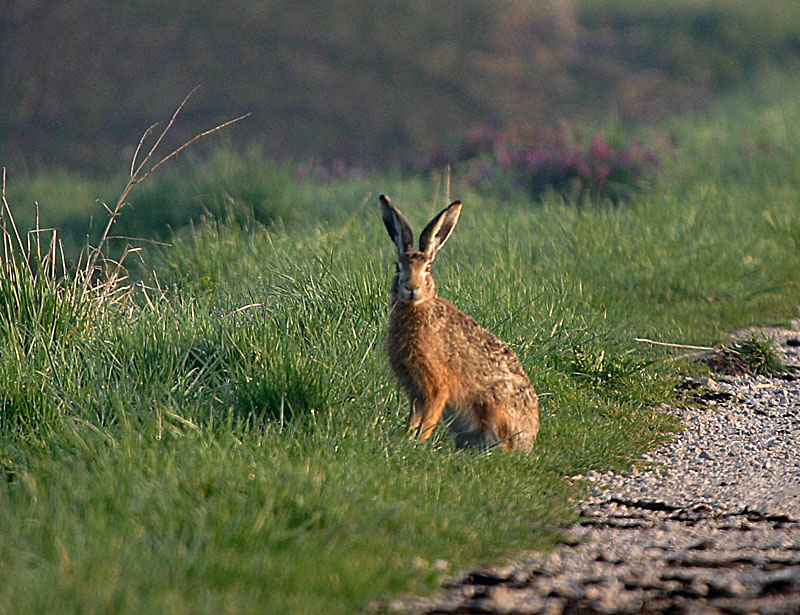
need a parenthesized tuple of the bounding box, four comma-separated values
(380, 195, 414, 259)
(419, 200, 462, 261)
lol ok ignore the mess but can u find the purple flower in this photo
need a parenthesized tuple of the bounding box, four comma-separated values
(418, 121, 661, 202)
(519, 148, 546, 169)
(495, 148, 513, 168)
(569, 149, 591, 180)
(331, 158, 347, 178)
(313, 166, 331, 182)
(461, 124, 499, 157)
(590, 136, 614, 162)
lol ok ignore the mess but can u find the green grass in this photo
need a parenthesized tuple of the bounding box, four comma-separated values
(3, 72, 800, 614)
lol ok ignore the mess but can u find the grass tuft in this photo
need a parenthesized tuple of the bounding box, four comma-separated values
(704, 335, 787, 377)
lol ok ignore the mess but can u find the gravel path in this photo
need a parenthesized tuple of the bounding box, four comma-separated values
(377, 325, 800, 615)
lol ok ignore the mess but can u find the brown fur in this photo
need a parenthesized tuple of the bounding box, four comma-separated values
(380, 195, 539, 451)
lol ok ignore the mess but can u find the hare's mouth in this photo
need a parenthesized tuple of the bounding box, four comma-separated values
(398, 287, 429, 305)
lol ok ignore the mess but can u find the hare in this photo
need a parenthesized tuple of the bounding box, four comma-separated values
(380, 195, 539, 451)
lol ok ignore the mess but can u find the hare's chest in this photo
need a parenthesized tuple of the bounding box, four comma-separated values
(387, 311, 449, 380)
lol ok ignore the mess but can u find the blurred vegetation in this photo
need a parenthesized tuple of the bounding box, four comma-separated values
(418, 124, 662, 203)
(3, 146, 376, 261)
(7, 68, 800, 262)
(4, 0, 800, 174)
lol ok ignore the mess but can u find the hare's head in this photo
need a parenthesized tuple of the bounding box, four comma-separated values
(380, 195, 462, 306)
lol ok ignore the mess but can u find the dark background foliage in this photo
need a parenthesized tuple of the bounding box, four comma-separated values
(3, 0, 800, 174)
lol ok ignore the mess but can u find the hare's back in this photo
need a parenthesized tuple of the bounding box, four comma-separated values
(431, 299, 531, 380)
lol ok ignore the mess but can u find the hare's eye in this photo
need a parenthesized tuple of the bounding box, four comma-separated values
(425, 262, 432, 273)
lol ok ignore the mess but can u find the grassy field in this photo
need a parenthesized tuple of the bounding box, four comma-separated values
(3, 72, 800, 614)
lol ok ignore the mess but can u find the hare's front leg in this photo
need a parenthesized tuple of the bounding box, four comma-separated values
(407, 397, 423, 439)
(411, 391, 448, 441)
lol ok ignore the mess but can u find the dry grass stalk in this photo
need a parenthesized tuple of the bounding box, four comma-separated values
(634, 337, 715, 352)
(1, 167, 29, 273)
(83, 87, 251, 293)
(2, 90, 249, 324)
